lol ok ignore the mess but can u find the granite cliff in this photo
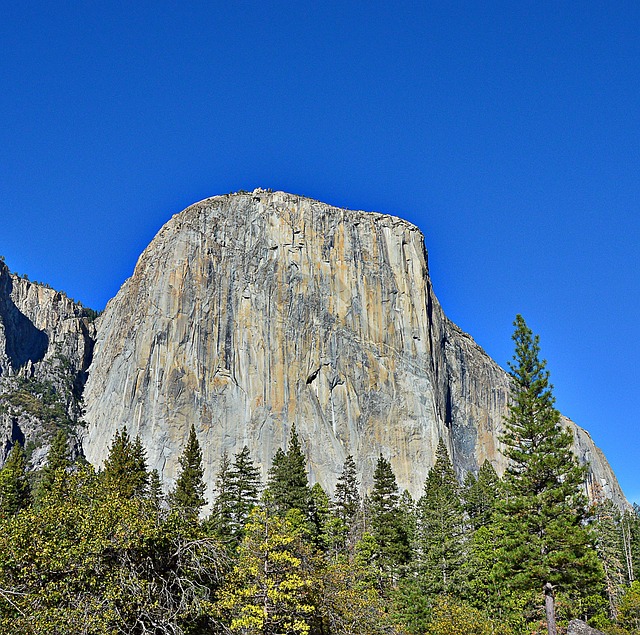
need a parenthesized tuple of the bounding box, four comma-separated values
(77, 190, 625, 506)
(0, 261, 96, 464)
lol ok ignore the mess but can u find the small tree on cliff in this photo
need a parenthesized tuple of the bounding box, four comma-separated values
(496, 315, 601, 634)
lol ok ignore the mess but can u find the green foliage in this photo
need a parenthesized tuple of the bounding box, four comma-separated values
(216, 506, 316, 634)
(463, 460, 502, 531)
(416, 438, 466, 597)
(0, 443, 31, 517)
(170, 423, 207, 518)
(333, 454, 362, 554)
(426, 596, 514, 635)
(34, 428, 72, 504)
(0, 465, 225, 634)
(102, 427, 149, 498)
(496, 315, 604, 621)
(227, 445, 262, 538)
(265, 424, 311, 516)
(369, 454, 411, 583)
(617, 581, 640, 634)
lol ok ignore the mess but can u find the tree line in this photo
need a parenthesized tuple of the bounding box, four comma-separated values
(0, 315, 638, 635)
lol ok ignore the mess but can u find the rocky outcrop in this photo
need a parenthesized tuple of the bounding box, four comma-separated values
(81, 191, 626, 506)
(0, 261, 96, 465)
(567, 619, 605, 635)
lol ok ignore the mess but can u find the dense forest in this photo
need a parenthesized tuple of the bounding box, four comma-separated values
(0, 317, 638, 635)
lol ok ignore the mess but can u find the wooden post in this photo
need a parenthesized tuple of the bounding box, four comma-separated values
(544, 582, 557, 635)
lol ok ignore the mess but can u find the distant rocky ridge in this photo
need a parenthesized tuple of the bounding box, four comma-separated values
(0, 260, 96, 464)
(59, 189, 625, 507)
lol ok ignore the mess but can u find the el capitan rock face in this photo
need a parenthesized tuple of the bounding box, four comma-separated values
(80, 191, 626, 506)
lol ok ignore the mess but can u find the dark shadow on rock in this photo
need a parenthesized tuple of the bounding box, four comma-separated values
(0, 267, 49, 372)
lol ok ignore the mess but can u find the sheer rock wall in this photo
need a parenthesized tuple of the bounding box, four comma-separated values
(80, 191, 625, 505)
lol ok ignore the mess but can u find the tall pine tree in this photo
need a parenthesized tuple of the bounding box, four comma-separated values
(496, 315, 602, 634)
(170, 424, 207, 518)
(265, 425, 310, 516)
(35, 428, 72, 503)
(416, 438, 465, 597)
(368, 454, 411, 584)
(228, 445, 261, 538)
(333, 455, 362, 554)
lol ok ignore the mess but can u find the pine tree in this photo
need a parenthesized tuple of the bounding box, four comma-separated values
(170, 424, 207, 518)
(147, 468, 163, 510)
(35, 428, 72, 502)
(463, 460, 502, 531)
(0, 442, 31, 516)
(333, 454, 362, 553)
(496, 315, 602, 634)
(228, 446, 261, 538)
(102, 428, 149, 498)
(593, 498, 627, 619)
(416, 438, 465, 596)
(265, 425, 310, 516)
(369, 454, 411, 583)
(309, 482, 332, 551)
(211, 451, 234, 538)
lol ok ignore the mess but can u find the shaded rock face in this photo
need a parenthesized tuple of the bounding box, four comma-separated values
(0, 261, 96, 465)
(82, 191, 625, 505)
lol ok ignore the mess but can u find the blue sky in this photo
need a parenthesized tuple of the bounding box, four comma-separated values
(1, 2, 638, 502)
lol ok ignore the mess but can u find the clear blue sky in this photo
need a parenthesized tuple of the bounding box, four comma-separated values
(1, 2, 638, 502)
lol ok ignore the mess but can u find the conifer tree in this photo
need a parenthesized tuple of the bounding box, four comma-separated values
(333, 454, 362, 553)
(265, 425, 310, 516)
(228, 445, 261, 538)
(147, 468, 163, 510)
(369, 454, 411, 582)
(211, 451, 234, 537)
(463, 460, 502, 531)
(0, 442, 31, 516)
(593, 498, 627, 619)
(309, 482, 332, 551)
(416, 438, 465, 596)
(170, 424, 207, 518)
(497, 315, 602, 634)
(103, 428, 149, 498)
(35, 428, 72, 502)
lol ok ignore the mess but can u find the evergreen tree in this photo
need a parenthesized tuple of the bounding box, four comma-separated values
(228, 446, 261, 538)
(593, 498, 626, 619)
(102, 428, 149, 498)
(621, 505, 640, 585)
(0, 442, 31, 516)
(496, 315, 602, 633)
(265, 425, 310, 516)
(369, 454, 411, 583)
(211, 451, 234, 538)
(147, 468, 163, 510)
(333, 454, 362, 554)
(416, 438, 465, 596)
(463, 460, 502, 531)
(35, 428, 72, 503)
(309, 482, 332, 551)
(170, 424, 207, 518)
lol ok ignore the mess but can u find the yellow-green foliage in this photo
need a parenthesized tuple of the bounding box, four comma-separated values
(426, 597, 514, 635)
(217, 507, 316, 634)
